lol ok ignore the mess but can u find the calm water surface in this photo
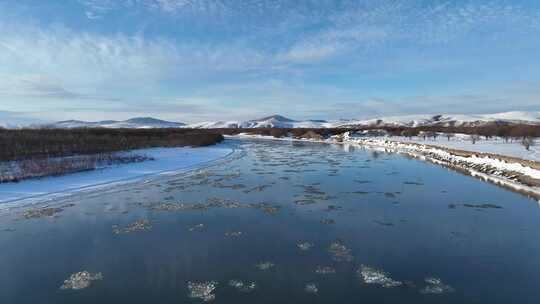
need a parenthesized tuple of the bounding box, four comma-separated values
(1, 138, 539, 304)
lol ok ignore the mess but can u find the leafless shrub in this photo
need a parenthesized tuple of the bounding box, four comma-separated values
(521, 137, 535, 151)
(470, 135, 481, 144)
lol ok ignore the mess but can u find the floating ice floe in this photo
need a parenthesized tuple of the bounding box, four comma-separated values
(315, 266, 336, 274)
(320, 219, 335, 225)
(60, 271, 103, 290)
(20, 203, 75, 219)
(305, 283, 318, 293)
(229, 280, 256, 293)
(328, 240, 354, 262)
(188, 281, 218, 302)
(112, 219, 152, 234)
(420, 277, 454, 294)
(224, 231, 242, 237)
(255, 261, 275, 270)
(297, 241, 315, 251)
(358, 265, 402, 288)
(188, 223, 205, 231)
(249, 202, 281, 214)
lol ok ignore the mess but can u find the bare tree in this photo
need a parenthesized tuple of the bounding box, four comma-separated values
(470, 135, 481, 144)
(521, 137, 535, 151)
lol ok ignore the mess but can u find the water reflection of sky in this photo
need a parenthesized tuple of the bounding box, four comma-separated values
(1, 138, 539, 304)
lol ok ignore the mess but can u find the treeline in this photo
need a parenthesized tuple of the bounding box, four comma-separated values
(0, 128, 224, 161)
(215, 123, 540, 139)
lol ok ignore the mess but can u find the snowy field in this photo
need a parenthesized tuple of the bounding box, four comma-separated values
(0, 145, 234, 205)
(384, 135, 540, 162)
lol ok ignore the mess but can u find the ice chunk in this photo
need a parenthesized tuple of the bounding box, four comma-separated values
(328, 240, 354, 262)
(358, 265, 402, 288)
(255, 261, 275, 270)
(224, 231, 242, 237)
(188, 281, 218, 302)
(305, 283, 319, 293)
(315, 266, 336, 274)
(112, 219, 152, 234)
(188, 223, 205, 232)
(229, 280, 256, 293)
(297, 241, 315, 251)
(420, 277, 454, 294)
(60, 271, 103, 290)
(20, 204, 73, 219)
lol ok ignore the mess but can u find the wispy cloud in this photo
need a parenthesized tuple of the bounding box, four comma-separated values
(1, 1, 540, 123)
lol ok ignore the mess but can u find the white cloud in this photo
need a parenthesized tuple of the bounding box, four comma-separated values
(1, 1, 540, 122)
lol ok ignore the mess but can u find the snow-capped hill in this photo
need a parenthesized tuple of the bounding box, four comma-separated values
(339, 111, 540, 128)
(37, 111, 540, 130)
(251, 115, 297, 123)
(53, 120, 99, 128)
(48, 117, 185, 129)
(184, 115, 334, 129)
(185, 121, 242, 129)
(244, 115, 298, 128)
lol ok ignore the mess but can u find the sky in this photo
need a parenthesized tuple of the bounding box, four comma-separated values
(1, 0, 540, 124)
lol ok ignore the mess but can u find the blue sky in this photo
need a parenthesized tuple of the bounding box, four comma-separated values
(1, 0, 540, 124)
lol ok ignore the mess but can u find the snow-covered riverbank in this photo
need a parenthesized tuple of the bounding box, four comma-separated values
(0, 144, 234, 205)
(233, 133, 540, 200)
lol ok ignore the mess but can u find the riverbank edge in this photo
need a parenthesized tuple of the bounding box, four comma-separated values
(0, 144, 238, 209)
(231, 134, 540, 201)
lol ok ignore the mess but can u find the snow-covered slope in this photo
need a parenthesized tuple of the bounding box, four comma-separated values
(340, 111, 540, 128)
(48, 117, 185, 129)
(24, 111, 540, 130)
(185, 115, 334, 129)
(184, 111, 540, 129)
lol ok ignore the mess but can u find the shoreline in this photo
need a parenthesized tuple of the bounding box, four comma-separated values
(231, 134, 540, 201)
(0, 144, 236, 208)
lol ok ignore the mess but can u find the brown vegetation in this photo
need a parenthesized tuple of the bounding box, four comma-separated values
(0, 128, 224, 161)
(214, 123, 540, 140)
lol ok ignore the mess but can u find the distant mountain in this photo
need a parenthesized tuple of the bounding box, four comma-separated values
(184, 111, 540, 129)
(48, 117, 185, 129)
(339, 111, 540, 128)
(12, 111, 540, 130)
(185, 114, 334, 129)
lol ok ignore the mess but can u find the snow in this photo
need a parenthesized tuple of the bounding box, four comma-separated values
(6, 111, 540, 129)
(381, 135, 540, 162)
(185, 111, 540, 129)
(46, 117, 185, 129)
(340, 111, 540, 128)
(185, 115, 333, 129)
(339, 133, 540, 199)
(0, 144, 234, 205)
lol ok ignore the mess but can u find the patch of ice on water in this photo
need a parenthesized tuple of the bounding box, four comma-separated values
(315, 266, 336, 274)
(420, 277, 454, 294)
(229, 279, 256, 293)
(224, 230, 242, 237)
(60, 271, 103, 290)
(188, 281, 218, 302)
(297, 241, 315, 251)
(305, 283, 318, 293)
(188, 223, 205, 231)
(255, 261, 275, 270)
(328, 240, 354, 262)
(112, 219, 152, 234)
(358, 265, 402, 288)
